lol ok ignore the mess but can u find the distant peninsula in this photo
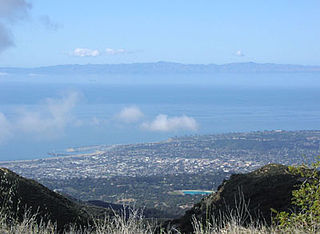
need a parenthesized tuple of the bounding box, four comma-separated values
(1, 62, 320, 75)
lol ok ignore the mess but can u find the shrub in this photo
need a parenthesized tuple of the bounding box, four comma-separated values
(272, 157, 320, 231)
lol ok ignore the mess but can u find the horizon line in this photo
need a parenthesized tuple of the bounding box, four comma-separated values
(2, 61, 320, 69)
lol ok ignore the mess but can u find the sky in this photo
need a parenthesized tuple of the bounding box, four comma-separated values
(0, 0, 320, 67)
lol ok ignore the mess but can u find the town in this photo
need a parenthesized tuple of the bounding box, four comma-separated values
(1, 130, 320, 216)
(1, 130, 320, 180)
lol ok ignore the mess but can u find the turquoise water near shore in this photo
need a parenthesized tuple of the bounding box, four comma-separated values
(182, 190, 213, 195)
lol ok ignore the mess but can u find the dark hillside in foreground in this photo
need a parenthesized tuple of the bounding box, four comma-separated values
(169, 164, 303, 233)
(0, 164, 312, 233)
(0, 167, 174, 231)
(0, 168, 112, 232)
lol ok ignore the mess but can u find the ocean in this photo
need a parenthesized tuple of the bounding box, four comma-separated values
(0, 72, 320, 161)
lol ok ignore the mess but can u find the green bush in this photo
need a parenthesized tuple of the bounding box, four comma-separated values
(273, 158, 320, 231)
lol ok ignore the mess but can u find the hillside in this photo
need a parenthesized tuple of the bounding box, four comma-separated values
(169, 164, 303, 233)
(0, 164, 316, 233)
(0, 168, 112, 232)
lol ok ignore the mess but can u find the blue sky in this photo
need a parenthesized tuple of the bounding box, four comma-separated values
(1, 0, 320, 67)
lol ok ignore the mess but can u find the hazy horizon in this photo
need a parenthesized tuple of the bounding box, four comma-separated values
(2, 61, 320, 69)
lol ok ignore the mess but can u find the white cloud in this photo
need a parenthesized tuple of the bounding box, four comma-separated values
(0, 112, 12, 143)
(106, 48, 127, 55)
(72, 48, 100, 57)
(0, 92, 81, 143)
(116, 106, 144, 123)
(16, 91, 80, 138)
(141, 114, 198, 132)
(70, 47, 131, 57)
(235, 50, 245, 57)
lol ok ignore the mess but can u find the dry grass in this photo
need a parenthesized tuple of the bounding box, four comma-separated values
(191, 189, 320, 234)
(1, 206, 320, 234)
(191, 216, 320, 234)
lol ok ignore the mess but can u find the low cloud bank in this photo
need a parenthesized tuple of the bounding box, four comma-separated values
(17, 91, 80, 136)
(141, 114, 198, 132)
(116, 106, 144, 123)
(0, 91, 80, 143)
(0, 100, 199, 144)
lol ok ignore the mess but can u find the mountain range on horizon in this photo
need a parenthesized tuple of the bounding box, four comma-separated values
(1, 62, 320, 75)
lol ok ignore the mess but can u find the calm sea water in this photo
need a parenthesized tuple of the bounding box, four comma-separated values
(0, 73, 320, 161)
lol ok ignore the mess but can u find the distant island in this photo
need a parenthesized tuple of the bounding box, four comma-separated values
(1, 61, 320, 75)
